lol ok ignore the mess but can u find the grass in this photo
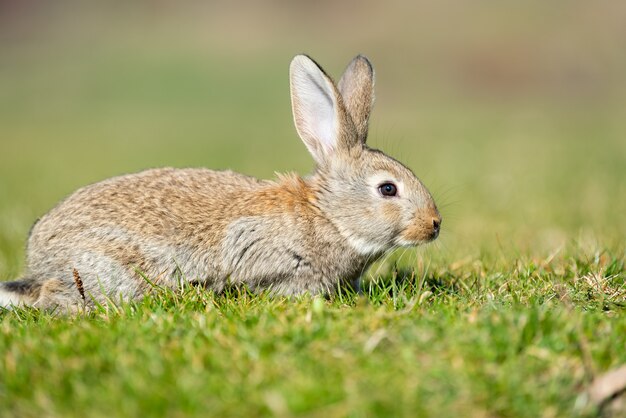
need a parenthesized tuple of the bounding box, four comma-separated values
(1, 249, 624, 417)
(1, 3, 626, 417)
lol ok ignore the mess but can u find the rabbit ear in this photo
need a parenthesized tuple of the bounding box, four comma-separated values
(290, 55, 357, 164)
(338, 55, 374, 142)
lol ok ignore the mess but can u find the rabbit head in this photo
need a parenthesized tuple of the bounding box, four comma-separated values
(290, 55, 441, 257)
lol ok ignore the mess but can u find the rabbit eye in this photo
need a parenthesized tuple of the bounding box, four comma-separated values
(378, 182, 398, 197)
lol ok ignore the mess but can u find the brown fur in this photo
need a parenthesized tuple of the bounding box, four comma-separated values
(338, 55, 375, 141)
(401, 206, 442, 242)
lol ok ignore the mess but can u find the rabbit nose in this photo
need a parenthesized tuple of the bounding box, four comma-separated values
(431, 216, 442, 239)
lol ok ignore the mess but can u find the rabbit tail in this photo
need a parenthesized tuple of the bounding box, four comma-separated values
(0, 278, 42, 308)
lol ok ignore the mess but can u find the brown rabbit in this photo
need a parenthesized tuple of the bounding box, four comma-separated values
(0, 54, 441, 309)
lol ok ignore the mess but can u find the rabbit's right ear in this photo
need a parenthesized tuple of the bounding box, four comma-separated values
(338, 55, 374, 142)
(290, 55, 357, 165)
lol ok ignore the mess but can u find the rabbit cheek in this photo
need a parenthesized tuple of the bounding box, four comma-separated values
(381, 202, 402, 226)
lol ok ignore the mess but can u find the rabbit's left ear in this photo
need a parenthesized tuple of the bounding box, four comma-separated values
(338, 55, 374, 142)
(290, 55, 358, 165)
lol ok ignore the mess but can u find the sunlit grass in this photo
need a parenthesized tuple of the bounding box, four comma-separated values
(1, 249, 624, 417)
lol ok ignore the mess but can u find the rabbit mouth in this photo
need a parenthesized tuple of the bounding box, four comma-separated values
(397, 217, 442, 246)
(395, 236, 436, 248)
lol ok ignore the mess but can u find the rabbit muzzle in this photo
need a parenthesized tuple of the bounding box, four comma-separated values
(398, 206, 442, 245)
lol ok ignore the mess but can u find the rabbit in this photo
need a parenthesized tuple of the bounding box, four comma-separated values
(0, 54, 441, 310)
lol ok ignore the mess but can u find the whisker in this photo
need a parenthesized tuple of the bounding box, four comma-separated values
(359, 251, 377, 279)
(395, 247, 410, 270)
(371, 248, 398, 281)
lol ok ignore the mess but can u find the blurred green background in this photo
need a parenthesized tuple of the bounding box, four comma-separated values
(1, 1, 625, 280)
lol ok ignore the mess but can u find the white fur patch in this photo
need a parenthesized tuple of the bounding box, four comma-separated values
(0, 288, 22, 308)
(346, 235, 389, 257)
(394, 237, 421, 247)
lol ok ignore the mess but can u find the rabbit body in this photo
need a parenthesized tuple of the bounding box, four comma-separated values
(19, 168, 369, 307)
(0, 54, 441, 309)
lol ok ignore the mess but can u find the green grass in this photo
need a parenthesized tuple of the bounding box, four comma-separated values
(1, 250, 624, 417)
(1, 3, 626, 417)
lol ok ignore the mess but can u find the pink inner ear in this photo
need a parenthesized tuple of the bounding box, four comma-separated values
(290, 56, 339, 160)
(301, 95, 336, 154)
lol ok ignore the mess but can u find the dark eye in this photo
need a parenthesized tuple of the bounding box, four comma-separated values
(378, 182, 397, 197)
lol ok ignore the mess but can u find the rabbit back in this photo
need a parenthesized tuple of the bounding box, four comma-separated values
(23, 168, 365, 306)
